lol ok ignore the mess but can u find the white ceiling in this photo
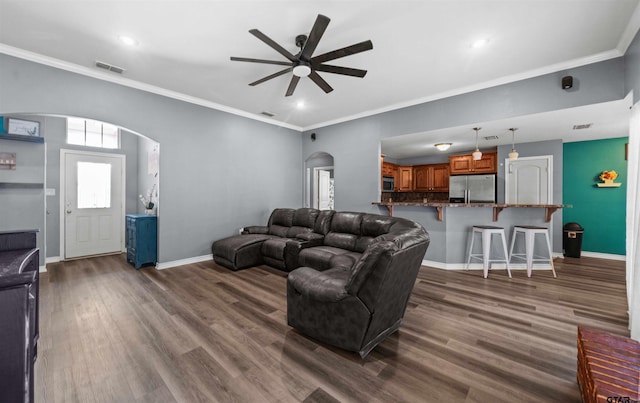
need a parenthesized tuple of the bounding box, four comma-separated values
(0, 0, 639, 139)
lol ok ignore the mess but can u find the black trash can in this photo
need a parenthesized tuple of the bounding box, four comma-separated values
(563, 222, 584, 258)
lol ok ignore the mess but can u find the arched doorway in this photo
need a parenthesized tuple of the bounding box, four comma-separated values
(305, 152, 334, 210)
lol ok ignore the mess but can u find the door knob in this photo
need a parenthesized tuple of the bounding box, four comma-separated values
(66, 210, 72, 214)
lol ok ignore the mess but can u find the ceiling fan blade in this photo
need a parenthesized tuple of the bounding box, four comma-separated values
(249, 29, 297, 62)
(300, 14, 330, 61)
(285, 76, 300, 97)
(249, 67, 293, 86)
(314, 64, 367, 78)
(309, 71, 333, 93)
(311, 40, 373, 64)
(230, 56, 293, 67)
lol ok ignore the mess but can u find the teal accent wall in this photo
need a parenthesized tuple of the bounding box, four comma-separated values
(563, 137, 628, 255)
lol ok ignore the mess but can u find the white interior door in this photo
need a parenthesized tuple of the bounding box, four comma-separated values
(63, 150, 124, 259)
(318, 169, 331, 210)
(505, 156, 552, 204)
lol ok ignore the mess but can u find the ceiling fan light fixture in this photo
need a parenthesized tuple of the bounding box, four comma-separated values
(472, 127, 482, 160)
(293, 62, 311, 77)
(435, 143, 452, 151)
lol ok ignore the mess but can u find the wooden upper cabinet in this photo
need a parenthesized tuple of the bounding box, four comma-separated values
(449, 152, 497, 174)
(381, 161, 397, 177)
(414, 163, 450, 191)
(397, 166, 413, 191)
(431, 163, 450, 191)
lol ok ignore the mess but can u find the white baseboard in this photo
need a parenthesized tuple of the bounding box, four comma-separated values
(578, 251, 626, 261)
(155, 254, 212, 270)
(45, 256, 62, 264)
(422, 259, 553, 271)
(39, 265, 47, 273)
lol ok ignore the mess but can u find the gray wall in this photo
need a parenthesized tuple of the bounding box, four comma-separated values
(0, 54, 302, 264)
(303, 58, 624, 212)
(42, 116, 139, 258)
(302, 59, 624, 255)
(626, 30, 640, 103)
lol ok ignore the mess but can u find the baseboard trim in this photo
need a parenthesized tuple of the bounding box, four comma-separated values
(155, 254, 212, 270)
(39, 265, 47, 273)
(422, 259, 553, 271)
(46, 256, 62, 264)
(578, 251, 626, 261)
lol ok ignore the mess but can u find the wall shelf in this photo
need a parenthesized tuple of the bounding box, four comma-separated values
(595, 182, 622, 187)
(0, 134, 44, 144)
(0, 182, 44, 189)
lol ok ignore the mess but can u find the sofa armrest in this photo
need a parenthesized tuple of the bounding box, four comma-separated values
(296, 232, 324, 243)
(242, 225, 269, 235)
(284, 237, 323, 270)
(287, 267, 349, 302)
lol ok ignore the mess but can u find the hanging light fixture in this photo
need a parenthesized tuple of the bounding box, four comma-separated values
(508, 128, 519, 160)
(472, 127, 482, 160)
(434, 143, 452, 151)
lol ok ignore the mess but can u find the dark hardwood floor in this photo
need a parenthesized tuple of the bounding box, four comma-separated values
(35, 255, 629, 402)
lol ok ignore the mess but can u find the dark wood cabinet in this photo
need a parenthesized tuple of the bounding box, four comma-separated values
(0, 230, 39, 403)
(449, 152, 497, 174)
(414, 163, 450, 192)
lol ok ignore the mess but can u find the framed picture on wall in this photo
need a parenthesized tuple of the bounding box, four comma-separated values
(7, 118, 40, 137)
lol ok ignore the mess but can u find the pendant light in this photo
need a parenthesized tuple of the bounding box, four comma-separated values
(472, 127, 482, 160)
(508, 128, 519, 160)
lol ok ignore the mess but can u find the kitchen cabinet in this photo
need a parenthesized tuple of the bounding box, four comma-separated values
(414, 163, 450, 191)
(449, 152, 496, 174)
(397, 166, 413, 191)
(381, 161, 397, 177)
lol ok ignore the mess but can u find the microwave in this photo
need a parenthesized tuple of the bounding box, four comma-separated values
(382, 176, 395, 191)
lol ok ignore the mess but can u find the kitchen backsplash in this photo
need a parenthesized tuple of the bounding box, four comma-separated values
(381, 191, 448, 203)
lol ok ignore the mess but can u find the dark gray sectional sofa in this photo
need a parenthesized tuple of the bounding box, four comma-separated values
(211, 207, 430, 357)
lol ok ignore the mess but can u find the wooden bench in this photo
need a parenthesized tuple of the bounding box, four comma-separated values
(577, 326, 640, 403)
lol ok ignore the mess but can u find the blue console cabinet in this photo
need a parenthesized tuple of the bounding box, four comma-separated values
(126, 214, 157, 269)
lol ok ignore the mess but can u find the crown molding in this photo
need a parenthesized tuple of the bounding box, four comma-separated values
(0, 44, 303, 132)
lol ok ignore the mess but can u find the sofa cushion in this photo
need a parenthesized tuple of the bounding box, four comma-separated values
(261, 237, 288, 260)
(298, 245, 351, 271)
(267, 209, 295, 237)
(324, 212, 363, 251)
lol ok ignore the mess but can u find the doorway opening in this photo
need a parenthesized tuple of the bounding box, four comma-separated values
(305, 152, 335, 210)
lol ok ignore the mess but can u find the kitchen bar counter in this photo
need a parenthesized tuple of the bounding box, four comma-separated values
(371, 202, 568, 267)
(372, 201, 568, 222)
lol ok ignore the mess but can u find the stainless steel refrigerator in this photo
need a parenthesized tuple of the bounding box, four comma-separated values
(449, 174, 496, 203)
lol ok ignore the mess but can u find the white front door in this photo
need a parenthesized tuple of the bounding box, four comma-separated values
(62, 150, 124, 259)
(318, 169, 331, 210)
(505, 156, 553, 204)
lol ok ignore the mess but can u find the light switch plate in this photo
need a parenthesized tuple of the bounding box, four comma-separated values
(45, 188, 56, 196)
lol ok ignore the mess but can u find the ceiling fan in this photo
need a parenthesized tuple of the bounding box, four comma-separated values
(230, 14, 373, 97)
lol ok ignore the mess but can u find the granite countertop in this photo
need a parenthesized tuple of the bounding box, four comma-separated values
(372, 201, 568, 208)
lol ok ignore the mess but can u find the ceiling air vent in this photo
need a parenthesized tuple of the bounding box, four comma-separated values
(260, 111, 275, 117)
(95, 61, 125, 74)
(573, 123, 592, 130)
(483, 135, 499, 140)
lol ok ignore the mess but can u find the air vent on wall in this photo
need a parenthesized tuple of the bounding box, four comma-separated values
(260, 111, 275, 117)
(573, 123, 592, 130)
(483, 135, 499, 140)
(95, 61, 125, 74)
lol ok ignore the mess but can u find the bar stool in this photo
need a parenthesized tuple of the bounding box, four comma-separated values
(466, 225, 512, 279)
(508, 226, 557, 278)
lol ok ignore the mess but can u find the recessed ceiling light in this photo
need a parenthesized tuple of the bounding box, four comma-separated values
(471, 38, 489, 49)
(296, 101, 305, 109)
(118, 35, 138, 46)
